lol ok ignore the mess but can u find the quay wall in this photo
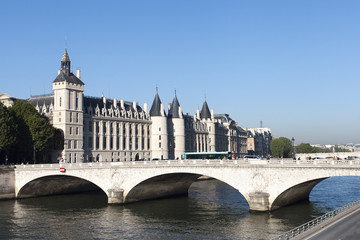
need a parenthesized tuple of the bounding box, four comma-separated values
(0, 167, 15, 199)
(296, 151, 360, 160)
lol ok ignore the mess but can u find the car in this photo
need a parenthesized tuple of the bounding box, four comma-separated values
(312, 157, 326, 161)
(244, 155, 261, 159)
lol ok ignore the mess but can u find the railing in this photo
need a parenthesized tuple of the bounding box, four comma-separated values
(14, 158, 360, 170)
(274, 198, 360, 240)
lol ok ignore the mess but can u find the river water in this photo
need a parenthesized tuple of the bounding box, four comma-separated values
(1, 176, 360, 240)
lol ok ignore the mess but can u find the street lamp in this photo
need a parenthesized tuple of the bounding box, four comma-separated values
(291, 137, 295, 159)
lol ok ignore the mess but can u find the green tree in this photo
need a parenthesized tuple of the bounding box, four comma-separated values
(296, 143, 314, 153)
(10, 101, 55, 163)
(270, 137, 293, 158)
(334, 145, 351, 153)
(0, 103, 17, 163)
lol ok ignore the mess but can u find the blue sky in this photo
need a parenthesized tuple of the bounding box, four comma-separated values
(1, 0, 359, 145)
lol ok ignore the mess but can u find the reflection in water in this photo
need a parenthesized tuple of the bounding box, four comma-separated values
(1, 177, 360, 240)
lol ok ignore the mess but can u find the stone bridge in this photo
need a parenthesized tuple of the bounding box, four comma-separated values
(14, 159, 360, 211)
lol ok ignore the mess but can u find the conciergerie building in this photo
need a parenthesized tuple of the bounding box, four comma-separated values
(1, 48, 249, 163)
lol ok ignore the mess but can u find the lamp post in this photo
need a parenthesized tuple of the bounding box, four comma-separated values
(291, 137, 295, 159)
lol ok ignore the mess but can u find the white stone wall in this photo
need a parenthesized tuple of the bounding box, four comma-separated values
(172, 118, 185, 159)
(151, 116, 168, 159)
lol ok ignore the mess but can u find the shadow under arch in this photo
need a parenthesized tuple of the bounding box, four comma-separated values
(17, 175, 107, 199)
(271, 177, 328, 210)
(125, 173, 249, 208)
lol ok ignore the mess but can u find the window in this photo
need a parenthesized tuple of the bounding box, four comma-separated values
(70, 113, 72, 122)
(89, 121, 93, 132)
(89, 137, 93, 149)
(159, 135, 161, 140)
(159, 128, 161, 131)
(159, 142, 161, 148)
(74, 140, 77, 149)
(76, 113, 79, 123)
(59, 97, 62, 107)
(76, 127, 79, 135)
(70, 127, 72, 135)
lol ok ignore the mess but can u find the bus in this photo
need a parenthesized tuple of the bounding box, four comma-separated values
(183, 152, 232, 160)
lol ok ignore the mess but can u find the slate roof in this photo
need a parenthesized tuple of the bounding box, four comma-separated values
(150, 92, 165, 117)
(83, 96, 142, 113)
(27, 95, 54, 107)
(200, 100, 211, 119)
(168, 95, 182, 118)
(214, 114, 233, 123)
(53, 71, 85, 85)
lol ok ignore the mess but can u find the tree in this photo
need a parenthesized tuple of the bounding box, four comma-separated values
(0, 103, 17, 163)
(10, 101, 55, 163)
(270, 137, 293, 158)
(27, 114, 54, 153)
(334, 145, 351, 153)
(296, 143, 314, 153)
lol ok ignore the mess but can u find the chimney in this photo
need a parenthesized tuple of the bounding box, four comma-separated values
(113, 98, 117, 108)
(76, 69, 81, 79)
(179, 106, 183, 118)
(144, 103, 148, 112)
(160, 103, 165, 116)
(120, 99, 125, 109)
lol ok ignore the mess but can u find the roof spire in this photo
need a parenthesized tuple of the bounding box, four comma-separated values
(61, 44, 71, 75)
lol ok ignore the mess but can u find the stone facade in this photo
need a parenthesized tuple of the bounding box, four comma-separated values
(246, 128, 272, 157)
(2, 48, 249, 162)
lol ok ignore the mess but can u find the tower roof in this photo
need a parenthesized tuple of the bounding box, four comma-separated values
(168, 93, 182, 118)
(53, 71, 84, 85)
(61, 48, 70, 63)
(200, 100, 211, 119)
(150, 90, 165, 117)
(54, 48, 84, 85)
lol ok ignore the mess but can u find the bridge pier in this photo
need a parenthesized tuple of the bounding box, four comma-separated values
(248, 192, 270, 211)
(108, 188, 124, 204)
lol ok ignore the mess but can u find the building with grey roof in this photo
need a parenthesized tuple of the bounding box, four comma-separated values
(1, 48, 250, 162)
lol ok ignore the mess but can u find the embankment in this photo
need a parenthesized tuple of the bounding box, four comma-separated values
(0, 167, 15, 199)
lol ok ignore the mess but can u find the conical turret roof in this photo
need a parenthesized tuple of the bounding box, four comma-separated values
(150, 90, 165, 116)
(168, 93, 182, 118)
(200, 100, 211, 119)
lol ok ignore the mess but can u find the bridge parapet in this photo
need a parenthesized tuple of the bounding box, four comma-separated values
(14, 158, 360, 171)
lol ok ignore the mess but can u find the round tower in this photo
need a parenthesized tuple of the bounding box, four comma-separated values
(168, 92, 185, 160)
(150, 89, 168, 160)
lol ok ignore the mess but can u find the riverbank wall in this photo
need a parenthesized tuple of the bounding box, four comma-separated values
(0, 167, 15, 199)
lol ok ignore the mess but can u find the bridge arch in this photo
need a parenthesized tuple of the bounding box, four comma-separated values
(17, 175, 107, 199)
(125, 173, 202, 203)
(121, 169, 252, 208)
(271, 178, 328, 210)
